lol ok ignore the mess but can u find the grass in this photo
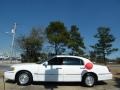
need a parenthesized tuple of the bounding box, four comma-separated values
(108, 65, 120, 78)
(0, 71, 3, 78)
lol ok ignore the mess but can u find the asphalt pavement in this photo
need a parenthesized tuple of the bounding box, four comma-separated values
(0, 79, 119, 90)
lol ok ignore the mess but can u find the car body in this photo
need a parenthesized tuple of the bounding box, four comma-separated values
(4, 55, 112, 86)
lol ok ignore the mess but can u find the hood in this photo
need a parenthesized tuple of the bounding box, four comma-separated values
(11, 63, 37, 67)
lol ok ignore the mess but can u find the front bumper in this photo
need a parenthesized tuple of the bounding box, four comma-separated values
(98, 73, 112, 81)
(4, 71, 16, 80)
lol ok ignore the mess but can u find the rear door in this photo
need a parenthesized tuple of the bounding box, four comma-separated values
(62, 57, 84, 81)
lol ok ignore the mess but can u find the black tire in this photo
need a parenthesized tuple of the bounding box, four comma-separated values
(82, 74, 95, 87)
(16, 71, 33, 85)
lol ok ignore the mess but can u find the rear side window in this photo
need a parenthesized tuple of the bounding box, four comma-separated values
(63, 57, 84, 65)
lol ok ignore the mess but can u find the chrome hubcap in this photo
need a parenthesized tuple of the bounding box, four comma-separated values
(19, 73, 29, 84)
(85, 76, 94, 86)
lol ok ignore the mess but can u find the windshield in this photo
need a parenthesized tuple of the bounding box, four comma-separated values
(36, 56, 54, 64)
(36, 60, 45, 64)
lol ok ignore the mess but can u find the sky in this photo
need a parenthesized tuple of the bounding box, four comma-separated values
(0, 0, 120, 58)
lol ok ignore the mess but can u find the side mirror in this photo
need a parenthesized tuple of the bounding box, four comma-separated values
(43, 61, 48, 67)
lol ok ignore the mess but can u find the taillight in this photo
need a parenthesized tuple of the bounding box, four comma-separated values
(85, 62, 93, 70)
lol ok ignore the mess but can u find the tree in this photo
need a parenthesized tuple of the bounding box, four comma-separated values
(17, 28, 43, 62)
(89, 51, 97, 62)
(68, 25, 85, 56)
(116, 58, 120, 64)
(46, 21, 69, 55)
(91, 27, 118, 64)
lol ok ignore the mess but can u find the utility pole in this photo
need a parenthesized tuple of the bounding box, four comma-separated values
(11, 23, 16, 62)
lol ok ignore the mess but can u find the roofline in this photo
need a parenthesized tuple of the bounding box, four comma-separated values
(54, 55, 87, 59)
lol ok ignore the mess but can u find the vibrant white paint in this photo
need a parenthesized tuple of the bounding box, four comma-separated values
(4, 55, 112, 82)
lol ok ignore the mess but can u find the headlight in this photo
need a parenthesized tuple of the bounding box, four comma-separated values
(7, 67, 15, 71)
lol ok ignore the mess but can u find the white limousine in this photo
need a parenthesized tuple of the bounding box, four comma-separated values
(4, 55, 112, 87)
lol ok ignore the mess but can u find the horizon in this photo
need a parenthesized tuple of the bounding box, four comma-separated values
(0, 0, 120, 59)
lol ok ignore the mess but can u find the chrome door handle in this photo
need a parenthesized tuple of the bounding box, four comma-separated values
(80, 67, 85, 69)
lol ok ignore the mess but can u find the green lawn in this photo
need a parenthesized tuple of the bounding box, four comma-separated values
(109, 66, 120, 78)
(0, 71, 3, 77)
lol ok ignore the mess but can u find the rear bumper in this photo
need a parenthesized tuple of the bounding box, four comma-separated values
(98, 73, 112, 81)
(4, 71, 15, 80)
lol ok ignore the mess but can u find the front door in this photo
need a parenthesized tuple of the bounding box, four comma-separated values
(37, 57, 64, 81)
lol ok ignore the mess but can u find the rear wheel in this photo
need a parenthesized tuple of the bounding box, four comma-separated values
(16, 71, 32, 85)
(83, 74, 95, 87)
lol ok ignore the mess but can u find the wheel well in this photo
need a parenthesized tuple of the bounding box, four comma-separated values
(82, 72, 98, 82)
(15, 70, 33, 81)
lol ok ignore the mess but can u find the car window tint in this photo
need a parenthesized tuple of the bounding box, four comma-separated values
(63, 58, 84, 65)
(48, 57, 63, 65)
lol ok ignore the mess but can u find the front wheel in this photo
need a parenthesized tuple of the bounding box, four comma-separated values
(83, 74, 95, 87)
(16, 71, 32, 85)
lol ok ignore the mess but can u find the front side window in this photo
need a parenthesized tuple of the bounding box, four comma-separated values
(48, 57, 63, 65)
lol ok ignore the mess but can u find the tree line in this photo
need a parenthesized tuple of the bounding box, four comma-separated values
(16, 21, 118, 64)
